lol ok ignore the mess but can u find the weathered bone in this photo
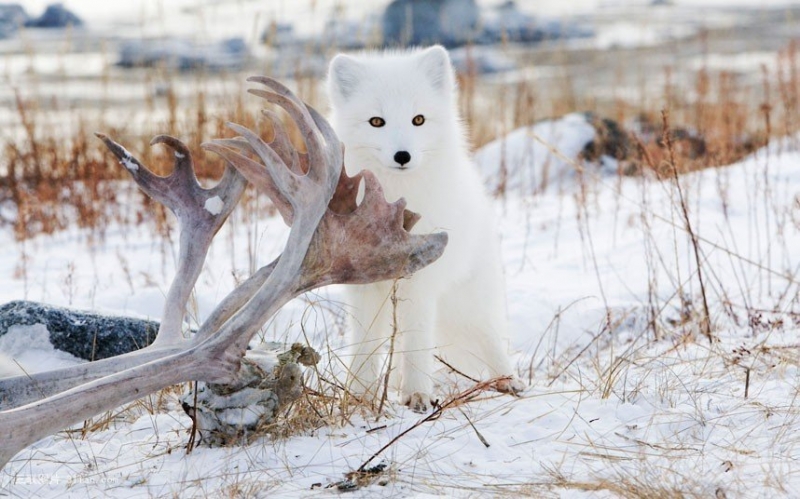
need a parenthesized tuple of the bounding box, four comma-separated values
(0, 76, 447, 468)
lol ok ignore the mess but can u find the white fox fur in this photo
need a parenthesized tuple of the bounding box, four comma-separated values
(327, 46, 518, 410)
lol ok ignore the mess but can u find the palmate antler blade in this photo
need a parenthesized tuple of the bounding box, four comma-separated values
(299, 169, 448, 290)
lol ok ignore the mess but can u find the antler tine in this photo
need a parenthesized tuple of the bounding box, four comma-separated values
(226, 122, 299, 202)
(150, 134, 200, 188)
(359, 168, 391, 208)
(305, 104, 343, 167)
(212, 137, 252, 150)
(261, 109, 303, 174)
(402, 232, 449, 276)
(246, 75, 305, 109)
(205, 164, 249, 230)
(247, 89, 327, 177)
(202, 141, 294, 224)
(248, 76, 335, 179)
(95, 132, 172, 208)
(403, 209, 422, 231)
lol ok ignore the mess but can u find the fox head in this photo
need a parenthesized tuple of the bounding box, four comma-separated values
(327, 45, 462, 175)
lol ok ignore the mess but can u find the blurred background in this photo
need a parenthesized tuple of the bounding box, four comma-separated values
(0, 0, 797, 237)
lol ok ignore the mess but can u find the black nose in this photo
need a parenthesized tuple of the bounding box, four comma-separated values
(394, 151, 411, 166)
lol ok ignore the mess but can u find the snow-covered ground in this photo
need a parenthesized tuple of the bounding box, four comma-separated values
(1, 110, 799, 495)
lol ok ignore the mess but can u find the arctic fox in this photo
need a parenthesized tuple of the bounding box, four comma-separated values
(327, 45, 520, 411)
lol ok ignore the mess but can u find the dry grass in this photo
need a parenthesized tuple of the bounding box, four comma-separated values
(1, 40, 798, 242)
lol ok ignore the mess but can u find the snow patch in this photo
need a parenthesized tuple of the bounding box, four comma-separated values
(475, 113, 597, 194)
(121, 157, 138, 171)
(204, 196, 224, 215)
(0, 324, 84, 374)
(117, 145, 139, 172)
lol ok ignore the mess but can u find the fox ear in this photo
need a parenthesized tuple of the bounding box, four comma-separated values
(328, 54, 363, 103)
(417, 45, 455, 93)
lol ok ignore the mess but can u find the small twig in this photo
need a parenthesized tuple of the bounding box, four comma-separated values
(435, 355, 480, 383)
(662, 109, 714, 343)
(744, 368, 751, 399)
(459, 407, 490, 448)
(186, 381, 199, 453)
(548, 322, 610, 387)
(378, 279, 401, 416)
(357, 377, 507, 472)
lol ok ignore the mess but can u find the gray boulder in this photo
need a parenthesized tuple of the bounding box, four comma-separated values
(0, 300, 158, 361)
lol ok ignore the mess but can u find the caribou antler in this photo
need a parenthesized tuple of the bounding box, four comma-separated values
(0, 76, 447, 468)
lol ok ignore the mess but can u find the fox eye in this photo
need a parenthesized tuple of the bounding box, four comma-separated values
(369, 117, 386, 127)
(412, 114, 425, 126)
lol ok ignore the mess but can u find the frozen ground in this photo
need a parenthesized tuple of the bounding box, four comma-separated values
(1, 116, 799, 496)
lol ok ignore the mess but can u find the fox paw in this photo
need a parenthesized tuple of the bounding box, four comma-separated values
(493, 376, 527, 395)
(403, 392, 432, 413)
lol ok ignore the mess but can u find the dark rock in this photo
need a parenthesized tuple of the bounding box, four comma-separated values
(383, 0, 480, 47)
(581, 113, 635, 163)
(626, 113, 712, 176)
(0, 300, 158, 361)
(24, 3, 82, 28)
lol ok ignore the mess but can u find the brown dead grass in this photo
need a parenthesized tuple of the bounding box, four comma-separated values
(0, 40, 798, 242)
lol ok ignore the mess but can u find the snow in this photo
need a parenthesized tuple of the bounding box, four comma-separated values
(2, 119, 800, 496)
(120, 157, 138, 172)
(0, 324, 83, 374)
(474, 113, 599, 194)
(116, 145, 139, 172)
(204, 195, 224, 215)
